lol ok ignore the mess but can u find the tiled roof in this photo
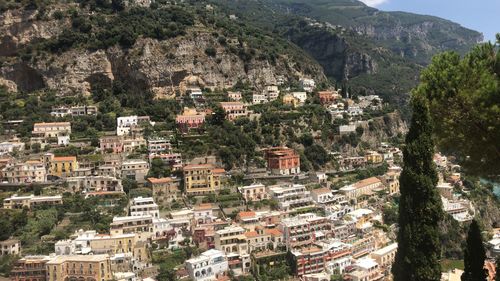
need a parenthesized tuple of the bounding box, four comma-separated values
(52, 156, 77, 161)
(147, 177, 174, 184)
(353, 177, 381, 189)
(238, 211, 256, 218)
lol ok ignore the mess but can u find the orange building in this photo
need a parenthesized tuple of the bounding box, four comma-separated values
(264, 147, 300, 175)
(318, 91, 339, 105)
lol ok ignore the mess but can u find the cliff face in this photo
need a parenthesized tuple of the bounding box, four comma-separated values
(0, 4, 326, 96)
(286, 29, 377, 81)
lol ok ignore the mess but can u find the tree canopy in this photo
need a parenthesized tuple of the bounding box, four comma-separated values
(414, 37, 500, 176)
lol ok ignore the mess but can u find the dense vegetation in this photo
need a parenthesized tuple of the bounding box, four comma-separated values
(21, 1, 193, 57)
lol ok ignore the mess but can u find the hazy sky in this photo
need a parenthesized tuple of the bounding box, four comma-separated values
(360, 0, 499, 42)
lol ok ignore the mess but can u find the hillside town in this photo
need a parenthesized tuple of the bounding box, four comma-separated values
(0, 75, 496, 281)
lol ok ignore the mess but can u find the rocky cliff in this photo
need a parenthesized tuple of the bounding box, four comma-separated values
(0, 2, 326, 96)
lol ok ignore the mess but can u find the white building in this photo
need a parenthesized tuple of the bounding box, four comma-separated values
(264, 85, 280, 101)
(339, 124, 356, 135)
(268, 184, 313, 211)
(291, 92, 307, 104)
(130, 197, 160, 218)
(188, 87, 203, 100)
(117, 116, 154, 136)
(185, 249, 228, 281)
(238, 183, 268, 202)
(252, 93, 267, 104)
(57, 135, 70, 146)
(299, 78, 316, 92)
(346, 258, 383, 281)
(0, 141, 25, 153)
(147, 138, 171, 154)
(310, 188, 344, 205)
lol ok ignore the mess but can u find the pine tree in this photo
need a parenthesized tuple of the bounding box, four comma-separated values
(462, 220, 487, 281)
(392, 95, 443, 281)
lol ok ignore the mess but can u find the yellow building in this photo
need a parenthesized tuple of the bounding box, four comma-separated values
(45, 254, 113, 281)
(50, 156, 78, 178)
(183, 164, 225, 195)
(282, 94, 299, 107)
(364, 151, 383, 164)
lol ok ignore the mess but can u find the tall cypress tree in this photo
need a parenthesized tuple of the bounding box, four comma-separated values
(392, 95, 443, 281)
(462, 220, 487, 281)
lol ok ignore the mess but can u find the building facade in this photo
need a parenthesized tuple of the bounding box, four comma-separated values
(183, 164, 224, 195)
(264, 147, 300, 175)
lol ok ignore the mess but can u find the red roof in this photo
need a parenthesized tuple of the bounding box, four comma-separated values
(265, 228, 283, 237)
(238, 211, 256, 218)
(244, 231, 259, 238)
(147, 177, 173, 184)
(53, 156, 77, 162)
(353, 177, 381, 189)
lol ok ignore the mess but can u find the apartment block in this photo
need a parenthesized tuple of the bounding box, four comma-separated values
(268, 184, 313, 211)
(99, 136, 124, 153)
(121, 160, 149, 183)
(45, 254, 113, 281)
(214, 226, 250, 275)
(186, 249, 228, 281)
(289, 240, 352, 277)
(183, 164, 225, 195)
(220, 102, 247, 120)
(238, 183, 268, 202)
(110, 215, 153, 236)
(66, 176, 123, 193)
(3, 194, 62, 210)
(130, 197, 160, 218)
(147, 177, 181, 206)
(2, 160, 46, 183)
(32, 122, 71, 138)
(116, 115, 153, 136)
(339, 177, 383, 201)
(10, 255, 51, 281)
(147, 138, 172, 154)
(50, 156, 78, 178)
(280, 213, 331, 250)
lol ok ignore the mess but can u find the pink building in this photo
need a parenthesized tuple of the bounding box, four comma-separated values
(99, 136, 124, 153)
(176, 108, 206, 133)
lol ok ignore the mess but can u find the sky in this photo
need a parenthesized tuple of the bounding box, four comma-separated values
(359, 0, 499, 42)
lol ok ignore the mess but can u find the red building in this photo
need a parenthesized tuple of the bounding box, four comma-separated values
(264, 147, 300, 175)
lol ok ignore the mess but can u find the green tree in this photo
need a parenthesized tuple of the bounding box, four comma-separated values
(207, 106, 226, 126)
(461, 220, 487, 281)
(148, 157, 170, 178)
(122, 178, 138, 194)
(392, 95, 443, 281)
(414, 39, 500, 176)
